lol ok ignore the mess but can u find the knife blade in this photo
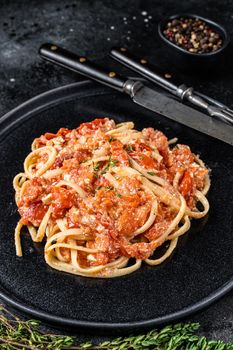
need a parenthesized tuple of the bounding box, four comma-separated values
(39, 43, 233, 146)
(110, 47, 233, 125)
(130, 83, 233, 146)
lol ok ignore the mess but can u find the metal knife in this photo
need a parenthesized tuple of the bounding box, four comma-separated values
(110, 47, 233, 125)
(39, 43, 233, 146)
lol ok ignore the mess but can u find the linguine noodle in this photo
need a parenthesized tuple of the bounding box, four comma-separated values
(13, 118, 210, 278)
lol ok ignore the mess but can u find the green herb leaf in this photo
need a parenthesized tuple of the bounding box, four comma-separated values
(106, 185, 114, 191)
(125, 144, 133, 152)
(116, 192, 122, 198)
(101, 157, 118, 173)
(109, 159, 118, 167)
(147, 171, 156, 176)
(0, 304, 232, 350)
(93, 162, 101, 171)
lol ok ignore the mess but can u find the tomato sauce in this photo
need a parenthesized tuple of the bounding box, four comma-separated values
(17, 118, 209, 263)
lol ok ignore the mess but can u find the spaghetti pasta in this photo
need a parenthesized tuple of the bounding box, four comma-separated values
(13, 118, 210, 278)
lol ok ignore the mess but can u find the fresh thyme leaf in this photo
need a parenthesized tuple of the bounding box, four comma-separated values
(0, 304, 232, 349)
(147, 171, 156, 176)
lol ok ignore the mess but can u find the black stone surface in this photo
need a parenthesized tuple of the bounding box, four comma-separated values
(0, 0, 232, 343)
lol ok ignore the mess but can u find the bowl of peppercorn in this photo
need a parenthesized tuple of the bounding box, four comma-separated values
(158, 14, 230, 72)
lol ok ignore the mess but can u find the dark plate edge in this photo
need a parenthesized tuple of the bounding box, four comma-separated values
(0, 80, 111, 141)
(0, 278, 232, 331)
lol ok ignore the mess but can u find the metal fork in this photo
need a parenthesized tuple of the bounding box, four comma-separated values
(176, 84, 233, 125)
(195, 90, 233, 124)
(110, 48, 233, 125)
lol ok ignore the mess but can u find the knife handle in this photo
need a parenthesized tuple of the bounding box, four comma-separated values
(110, 47, 178, 94)
(39, 43, 141, 95)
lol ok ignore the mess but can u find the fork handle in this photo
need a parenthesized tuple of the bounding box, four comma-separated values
(110, 47, 178, 93)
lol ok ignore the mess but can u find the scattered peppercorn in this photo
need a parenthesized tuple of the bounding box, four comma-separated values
(163, 17, 223, 54)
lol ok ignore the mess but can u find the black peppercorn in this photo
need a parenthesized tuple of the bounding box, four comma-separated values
(163, 17, 223, 54)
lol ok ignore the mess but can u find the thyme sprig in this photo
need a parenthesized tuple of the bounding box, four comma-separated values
(0, 305, 232, 350)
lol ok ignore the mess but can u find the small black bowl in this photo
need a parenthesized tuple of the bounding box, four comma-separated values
(158, 13, 230, 72)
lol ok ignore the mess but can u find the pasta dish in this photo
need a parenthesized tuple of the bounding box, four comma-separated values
(13, 118, 210, 278)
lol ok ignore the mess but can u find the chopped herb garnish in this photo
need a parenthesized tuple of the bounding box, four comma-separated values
(140, 155, 145, 160)
(106, 185, 114, 191)
(108, 136, 114, 142)
(116, 192, 122, 198)
(93, 162, 101, 171)
(109, 158, 118, 167)
(95, 185, 102, 191)
(147, 171, 156, 176)
(105, 185, 122, 197)
(125, 144, 133, 152)
(101, 157, 118, 173)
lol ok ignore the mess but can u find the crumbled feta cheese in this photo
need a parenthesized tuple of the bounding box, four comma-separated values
(79, 136, 87, 144)
(42, 193, 52, 204)
(53, 136, 65, 145)
(87, 254, 96, 262)
(63, 174, 71, 181)
(96, 224, 106, 233)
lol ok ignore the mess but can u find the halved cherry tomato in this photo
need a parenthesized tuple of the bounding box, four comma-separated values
(179, 170, 193, 198)
(110, 140, 129, 166)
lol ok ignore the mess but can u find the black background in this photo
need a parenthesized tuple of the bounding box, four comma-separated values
(0, 0, 232, 343)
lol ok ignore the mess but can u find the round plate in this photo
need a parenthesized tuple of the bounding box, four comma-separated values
(0, 81, 232, 332)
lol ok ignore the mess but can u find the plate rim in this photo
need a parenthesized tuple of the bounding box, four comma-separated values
(1, 279, 233, 331)
(1, 80, 233, 331)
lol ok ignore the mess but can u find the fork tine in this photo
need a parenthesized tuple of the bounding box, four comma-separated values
(219, 110, 233, 124)
(223, 108, 233, 118)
